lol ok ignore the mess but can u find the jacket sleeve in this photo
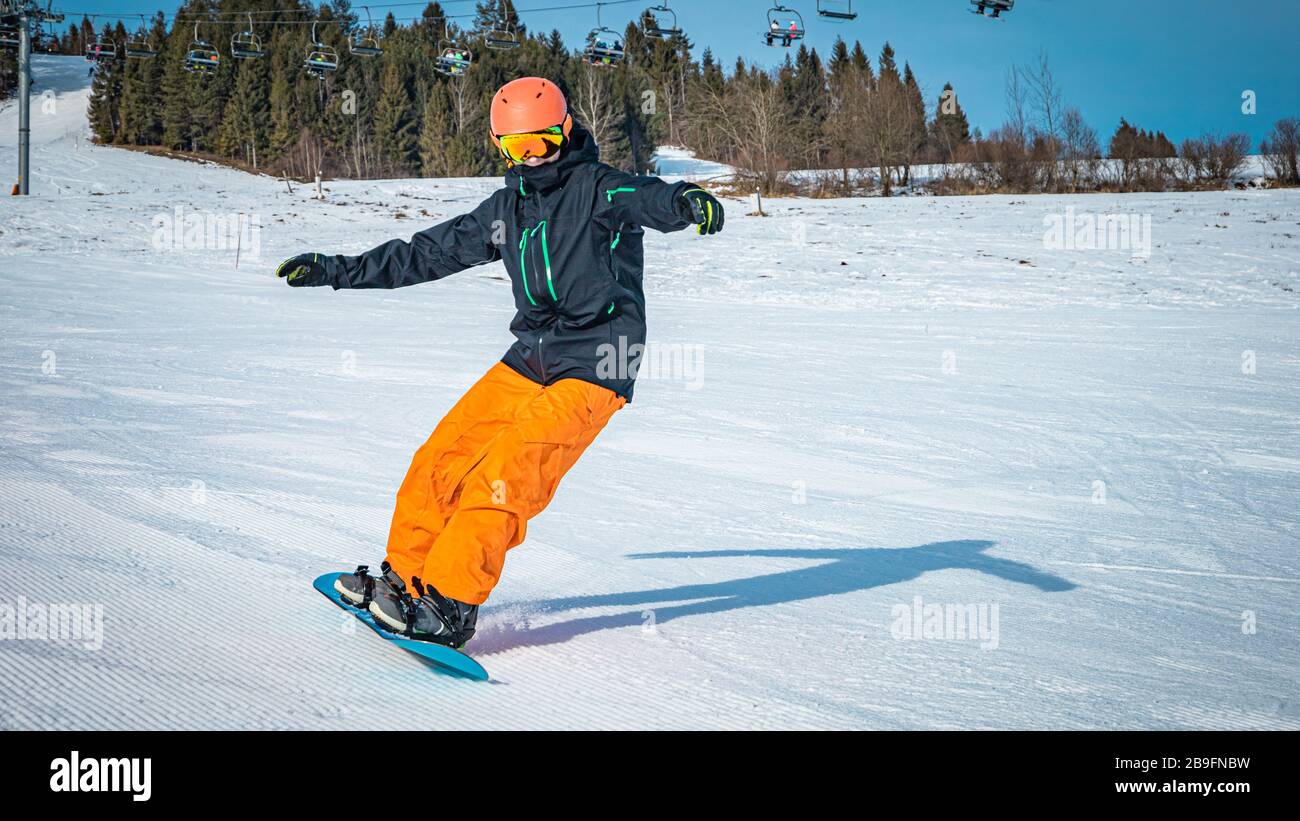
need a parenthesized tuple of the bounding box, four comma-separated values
(326, 194, 502, 289)
(593, 169, 697, 234)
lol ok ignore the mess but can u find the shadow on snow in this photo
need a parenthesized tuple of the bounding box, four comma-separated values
(473, 540, 1076, 655)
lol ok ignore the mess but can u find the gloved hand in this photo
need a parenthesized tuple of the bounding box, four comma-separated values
(678, 187, 724, 235)
(276, 253, 331, 287)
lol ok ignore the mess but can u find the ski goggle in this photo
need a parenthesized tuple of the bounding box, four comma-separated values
(494, 125, 565, 164)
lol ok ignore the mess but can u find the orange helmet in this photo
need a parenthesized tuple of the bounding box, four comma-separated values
(490, 77, 572, 142)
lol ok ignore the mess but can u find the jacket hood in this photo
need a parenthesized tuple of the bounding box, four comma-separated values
(504, 120, 600, 195)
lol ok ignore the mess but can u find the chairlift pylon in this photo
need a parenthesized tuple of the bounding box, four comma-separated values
(231, 13, 266, 59)
(434, 37, 473, 77)
(970, 0, 1014, 18)
(763, 4, 805, 48)
(643, 2, 682, 39)
(124, 15, 158, 59)
(304, 21, 340, 79)
(816, 0, 857, 21)
(184, 21, 221, 74)
(350, 6, 383, 57)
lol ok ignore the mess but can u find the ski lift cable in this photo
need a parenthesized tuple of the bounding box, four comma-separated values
(60, 1, 480, 19)
(58, 0, 647, 27)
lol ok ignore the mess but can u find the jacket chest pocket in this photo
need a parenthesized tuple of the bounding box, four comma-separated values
(518, 220, 555, 307)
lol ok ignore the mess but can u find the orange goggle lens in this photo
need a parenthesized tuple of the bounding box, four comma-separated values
(496, 127, 565, 163)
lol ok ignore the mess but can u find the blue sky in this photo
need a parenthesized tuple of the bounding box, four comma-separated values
(60, 0, 1300, 146)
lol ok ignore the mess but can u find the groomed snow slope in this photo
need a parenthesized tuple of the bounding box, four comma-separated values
(1, 56, 1297, 729)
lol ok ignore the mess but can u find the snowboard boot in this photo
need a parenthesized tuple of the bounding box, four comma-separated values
(334, 563, 403, 609)
(368, 576, 478, 649)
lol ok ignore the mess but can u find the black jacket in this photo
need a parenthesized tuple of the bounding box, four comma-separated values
(320, 122, 696, 401)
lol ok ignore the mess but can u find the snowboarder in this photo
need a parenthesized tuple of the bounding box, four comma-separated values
(276, 77, 724, 648)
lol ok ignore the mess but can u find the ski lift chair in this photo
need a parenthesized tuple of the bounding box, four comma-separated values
(583, 27, 624, 66)
(816, 0, 857, 21)
(485, 24, 520, 50)
(350, 6, 383, 56)
(304, 22, 340, 78)
(184, 22, 220, 73)
(84, 36, 117, 63)
(124, 17, 158, 59)
(583, 5, 624, 66)
(231, 13, 266, 59)
(643, 3, 682, 39)
(434, 40, 473, 77)
(484, 0, 521, 50)
(763, 4, 804, 48)
(970, 0, 1014, 18)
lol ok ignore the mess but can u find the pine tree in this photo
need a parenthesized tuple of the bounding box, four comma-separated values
(86, 26, 124, 143)
(877, 42, 899, 86)
(849, 41, 873, 85)
(786, 45, 828, 169)
(828, 37, 849, 76)
(929, 82, 971, 162)
(216, 56, 271, 166)
(901, 62, 927, 182)
(373, 63, 417, 176)
(419, 83, 455, 177)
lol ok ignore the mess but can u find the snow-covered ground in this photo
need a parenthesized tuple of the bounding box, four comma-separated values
(1, 56, 1297, 729)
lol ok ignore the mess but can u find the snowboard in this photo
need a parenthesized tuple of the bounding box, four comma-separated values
(312, 571, 489, 681)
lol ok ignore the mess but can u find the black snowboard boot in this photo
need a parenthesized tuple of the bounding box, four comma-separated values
(334, 563, 403, 609)
(368, 576, 478, 649)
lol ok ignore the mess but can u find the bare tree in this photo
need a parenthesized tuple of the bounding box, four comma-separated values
(1060, 107, 1100, 192)
(1003, 65, 1029, 143)
(571, 68, 624, 157)
(824, 64, 869, 192)
(1177, 133, 1251, 186)
(735, 73, 792, 192)
(1022, 51, 1063, 143)
(695, 67, 791, 192)
(1018, 51, 1063, 188)
(1260, 117, 1300, 184)
(861, 73, 914, 196)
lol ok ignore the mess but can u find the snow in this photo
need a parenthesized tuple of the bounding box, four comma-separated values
(652, 145, 735, 182)
(1, 56, 1297, 729)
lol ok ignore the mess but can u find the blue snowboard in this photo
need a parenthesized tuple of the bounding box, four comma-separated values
(313, 572, 489, 681)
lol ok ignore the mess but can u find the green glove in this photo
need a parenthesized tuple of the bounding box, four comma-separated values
(276, 253, 331, 287)
(678, 188, 725, 236)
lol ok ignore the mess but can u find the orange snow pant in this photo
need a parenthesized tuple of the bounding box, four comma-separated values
(383, 362, 625, 605)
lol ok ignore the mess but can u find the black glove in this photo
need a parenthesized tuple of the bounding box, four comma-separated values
(276, 253, 331, 287)
(678, 187, 724, 235)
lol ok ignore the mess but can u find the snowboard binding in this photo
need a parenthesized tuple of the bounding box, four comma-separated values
(334, 563, 401, 609)
(369, 575, 478, 650)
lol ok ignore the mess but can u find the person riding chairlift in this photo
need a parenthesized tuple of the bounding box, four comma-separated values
(766, 19, 795, 47)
